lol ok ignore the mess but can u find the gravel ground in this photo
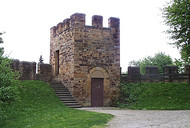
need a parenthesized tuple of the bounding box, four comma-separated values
(78, 107, 190, 128)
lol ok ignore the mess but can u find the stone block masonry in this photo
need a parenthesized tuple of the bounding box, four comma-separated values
(11, 59, 52, 82)
(50, 13, 120, 107)
(11, 59, 36, 80)
(37, 63, 52, 82)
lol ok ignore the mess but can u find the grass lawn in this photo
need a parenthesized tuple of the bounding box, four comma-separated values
(1, 80, 113, 128)
(118, 82, 190, 110)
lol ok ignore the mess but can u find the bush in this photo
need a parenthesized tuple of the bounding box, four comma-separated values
(115, 82, 141, 107)
(0, 32, 20, 120)
(0, 57, 20, 120)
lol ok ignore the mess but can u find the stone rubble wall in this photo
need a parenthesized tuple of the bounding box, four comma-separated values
(11, 59, 52, 82)
(37, 63, 52, 82)
(121, 66, 190, 83)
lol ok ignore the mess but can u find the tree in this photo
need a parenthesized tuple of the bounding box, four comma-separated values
(129, 52, 173, 74)
(163, 0, 190, 64)
(39, 55, 44, 63)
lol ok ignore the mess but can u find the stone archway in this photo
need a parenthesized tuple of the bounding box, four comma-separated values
(91, 70, 105, 78)
(86, 67, 110, 107)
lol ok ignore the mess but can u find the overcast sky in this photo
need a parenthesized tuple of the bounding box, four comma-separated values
(0, 0, 180, 72)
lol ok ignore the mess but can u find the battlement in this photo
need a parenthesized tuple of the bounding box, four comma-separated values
(121, 66, 190, 83)
(11, 59, 52, 82)
(51, 13, 120, 36)
(92, 15, 103, 28)
(51, 18, 71, 35)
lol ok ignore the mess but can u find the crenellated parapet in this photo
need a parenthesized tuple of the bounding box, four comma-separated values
(37, 63, 52, 82)
(108, 17, 120, 40)
(50, 13, 120, 38)
(121, 66, 190, 83)
(11, 59, 52, 82)
(11, 60, 36, 80)
(70, 13, 86, 29)
(92, 15, 103, 28)
(51, 18, 71, 37)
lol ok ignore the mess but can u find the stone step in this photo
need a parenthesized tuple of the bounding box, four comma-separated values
(58, 95, 73, 98)
(52, 86, 66, 88)
(64, 102, 81, 106)
(62, 100, 78, 103)
(51, 82, 62, 85)
(54, 91, 69, 93)
(51, 82, 81, 108)
(53, 88, 68, 90)
(51, 87, 67, 89)
(57, 95, 73, 98)
(60, 96, 75, 99)
(54, 91, 68, 93)
(60, 98, 76, 101)
(51, 83, 65, 86)
(52, 87, 67, 89)
(56, 92, 70, 94)
(54, 91, 69, 94)
(67, 105, 82, 108)
(55, 92, 71, 94)
(53, 87, 67, 89)
(51, 85, 63, 87)
(53, 89, 68, 91)
(53, 89, 67, 91)
(51, 84, 66, 87)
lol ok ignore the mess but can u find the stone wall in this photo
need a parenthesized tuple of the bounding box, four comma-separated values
(121, 66, 190, 83)
(50, 17, 75, 86)
(11, 59, 36, 80)
(50, 13, 120, 106)
(11, 59, 52, 82)
(37, 63, 52, 82)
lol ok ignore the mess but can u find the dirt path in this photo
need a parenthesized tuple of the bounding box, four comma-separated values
(79, 107, 190, 128)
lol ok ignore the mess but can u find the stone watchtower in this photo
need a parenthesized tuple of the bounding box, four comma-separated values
(50, 13, 120, 107)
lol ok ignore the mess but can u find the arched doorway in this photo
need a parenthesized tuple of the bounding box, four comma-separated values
(91, 70, 104, 107)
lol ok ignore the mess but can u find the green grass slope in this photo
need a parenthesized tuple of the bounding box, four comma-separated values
(1, 80, 113, 128)
(117, 82, 190, 110)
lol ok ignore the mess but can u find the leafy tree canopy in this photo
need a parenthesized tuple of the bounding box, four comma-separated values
(163, 0, 190, 64)
(129, 52, 173, 74)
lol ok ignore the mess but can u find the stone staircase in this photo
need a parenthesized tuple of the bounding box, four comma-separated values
(51, 82, 81, 108)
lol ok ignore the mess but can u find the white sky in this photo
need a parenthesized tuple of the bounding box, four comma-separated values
(0, 0, 180, 72)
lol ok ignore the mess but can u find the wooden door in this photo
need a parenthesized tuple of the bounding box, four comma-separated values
(91, 78, 104, 107)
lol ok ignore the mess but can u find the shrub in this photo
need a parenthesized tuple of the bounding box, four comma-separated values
(0, 32, 20, 120)
(0, 56, 20, 120)
(115, 82, 141, 107)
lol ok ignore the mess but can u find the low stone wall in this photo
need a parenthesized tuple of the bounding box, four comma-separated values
(11, 59, 190, 84)
(11, 59, 36, 80)
(121, 66, 190, 83)
(11, 59, 52, 82)
(37, 63, 52, 82)
(19, 61, 36, 80)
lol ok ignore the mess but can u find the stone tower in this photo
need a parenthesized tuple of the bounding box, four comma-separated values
(50, 13, 120, 107)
